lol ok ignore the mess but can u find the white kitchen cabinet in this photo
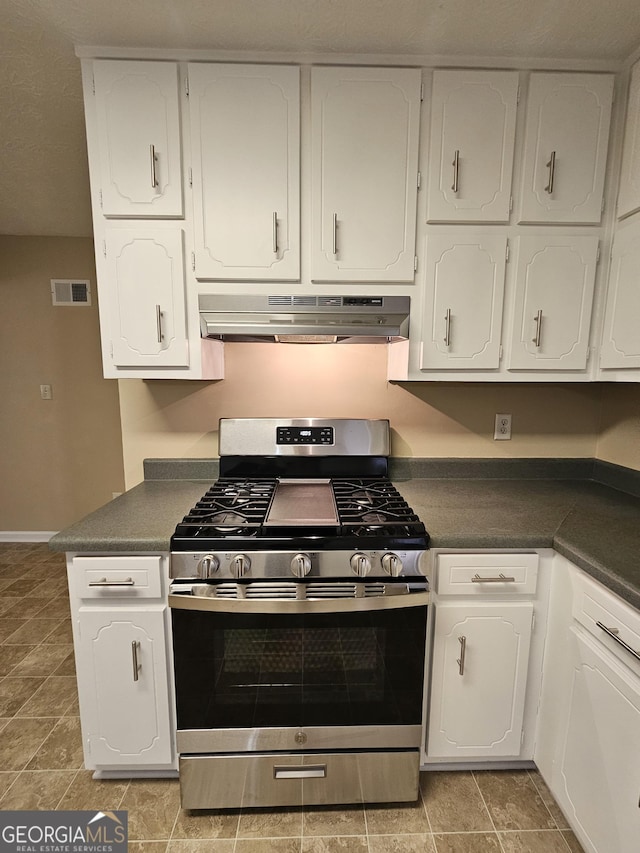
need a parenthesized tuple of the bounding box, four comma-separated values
(427, 601, 533, 758)
(617, 60, 640, 219)
(507, 235, 599, 371)
(189, 63, 300, 281)
(599, 217, 640, 370)
(518, 73, 614, 224)
(426, 70, 519, 223)
(420, 233, 507, 370)
(92, 60, 183, 218)
(67, 554, 175, 772)
(311, 66, 422, 282)
(76, 606, 174, 767)
(105, 226, 189, 368)
(537, 562, 640, 853)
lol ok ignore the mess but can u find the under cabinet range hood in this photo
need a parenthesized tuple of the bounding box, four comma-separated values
(199, 294, 410, 343)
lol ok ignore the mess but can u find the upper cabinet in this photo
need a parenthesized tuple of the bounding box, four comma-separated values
(617, 60, 640, 220)
(93, 60, 183, 218)
(600, 217, 640, 370)
(189, 63, 300, 281)
(426, 70, 519, 223)
(507, 235, 599, 371)
(311, 66, 422, 282)
(518, 73, 614, 224)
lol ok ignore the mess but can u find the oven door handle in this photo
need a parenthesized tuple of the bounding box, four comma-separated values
(168, 590, 429, 614)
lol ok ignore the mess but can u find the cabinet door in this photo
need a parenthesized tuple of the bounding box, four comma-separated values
(617, 60, 640, 219)
(556, 628, 640, 853)
(507, 235, 598, 370)
(600, 215, 640, 369)
(427, 602, 533, 758)
(106, 227, 189, 368)
(189, 63, 300, 281)
(311, 66, 421, 282)
(427, 70, 519, 223)
(77, 607, 173, 766)
(420, 234, 507, 369)
(93, 60, 183, 217)
(518, 73, 614, 224)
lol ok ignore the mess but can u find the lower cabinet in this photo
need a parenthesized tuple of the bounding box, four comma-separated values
(536, 557, 640, 853)
(428, 601, 533, 758)
(68, 554, 175, 773)
(76, 607, 173, 767)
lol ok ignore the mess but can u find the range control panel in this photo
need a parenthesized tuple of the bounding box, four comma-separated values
(277, 426, 334, 445)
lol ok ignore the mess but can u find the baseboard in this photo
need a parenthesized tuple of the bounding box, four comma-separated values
(0, 531, 59, 543)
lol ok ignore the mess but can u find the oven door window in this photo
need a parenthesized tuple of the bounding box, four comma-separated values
(172, 606, 427, 729)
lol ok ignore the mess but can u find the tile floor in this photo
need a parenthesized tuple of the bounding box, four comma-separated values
(0, 542, 585, 853)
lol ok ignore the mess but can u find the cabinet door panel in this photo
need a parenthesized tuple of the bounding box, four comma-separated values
(420, 234, 507, 369)
(311, 67, 421, 282)
(427, 602, 533, 758)
(508, 235, 598, 370)
(427, 70, 519, 223)
(617, 60, 640, 219)
(78, 607, 173, 766)
(106, 227, 188, 368)
(558, 628, 640, 853)
(600, 218, 640, 369)
(518, 73, 614, 224)
(94, 60, 183, 217)
(190, 64, 300, 281)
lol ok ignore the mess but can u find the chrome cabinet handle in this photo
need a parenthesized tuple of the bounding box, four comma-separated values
(150, 144, 158, 188)
(457, 635, 466, 675)
(332, 213, 338, 256)
(451, 149, 460, 193)
(471, 573, 516, 583)
(131, 640, 141, 681)
(274, 765, 327, 780)
(88, 577, 135, 587)
(444, 308, 452, 347)
(272, 211, 278, 254)
(545, 150, 556, 194)
(596, 621, 640, 662)
(532, 309, 543, 347)
(156, 305, 163, 343)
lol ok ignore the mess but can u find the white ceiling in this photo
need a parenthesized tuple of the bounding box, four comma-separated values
(2, 0, 640, 238)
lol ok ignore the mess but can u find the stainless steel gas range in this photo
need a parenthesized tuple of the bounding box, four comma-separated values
(168, 418, 430, 810)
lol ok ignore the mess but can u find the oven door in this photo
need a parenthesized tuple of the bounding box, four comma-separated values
(169, 585, 429, 755)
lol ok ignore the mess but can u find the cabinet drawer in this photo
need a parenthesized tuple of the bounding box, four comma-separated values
(572, 569, 640, 674)
(73, 556, 163, 599)
(436, 553, 539, 595)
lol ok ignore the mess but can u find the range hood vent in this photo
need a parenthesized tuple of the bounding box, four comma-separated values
(199, 294, 410, 343)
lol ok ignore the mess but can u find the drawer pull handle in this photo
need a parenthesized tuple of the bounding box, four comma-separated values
(596, 621, 640, 662)
(545, 150, 556, 194)
(457, 635, 466, 676)
(150, 144, 158, 188)
(131, 640, 141, 681)
(88, 577, 135, 587)
(273, 765, 327, 780)
(471, 573, 516, 583)
(451, 149, 460, 193)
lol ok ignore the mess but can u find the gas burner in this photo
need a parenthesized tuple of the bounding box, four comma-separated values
(209, 511, 250, 529)
(362, 512, 390, 524)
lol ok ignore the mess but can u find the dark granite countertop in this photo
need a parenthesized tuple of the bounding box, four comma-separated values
(49, 460, 640, 611)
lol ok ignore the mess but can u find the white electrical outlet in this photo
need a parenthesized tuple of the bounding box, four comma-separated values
(40, 384, 53, 400)
(494, 413, 512, 440)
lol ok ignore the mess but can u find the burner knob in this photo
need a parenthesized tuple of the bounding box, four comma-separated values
(291, 553, 312, 578)
(350, 552, 372, 578)
(198, 554, 219, 579)
(230, 554, 251, 578)
(381, 552, 403, 577)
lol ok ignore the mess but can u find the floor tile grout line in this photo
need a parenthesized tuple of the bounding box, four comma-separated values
(470, 771, 508, 853)
(526, 767, 567, 833)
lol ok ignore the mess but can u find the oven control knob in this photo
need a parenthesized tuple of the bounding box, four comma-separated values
(291, 553, 312, 577)
(230, 554, 251, 578)
(381, 552, 403, 577)
(198, 554, 219, 579)
(350, 552, 372, 577)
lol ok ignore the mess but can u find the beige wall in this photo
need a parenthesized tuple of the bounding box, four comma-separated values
(596, 384, 640, 470)
(0, 236, 124, 532)
(118, 342, 605, 487)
